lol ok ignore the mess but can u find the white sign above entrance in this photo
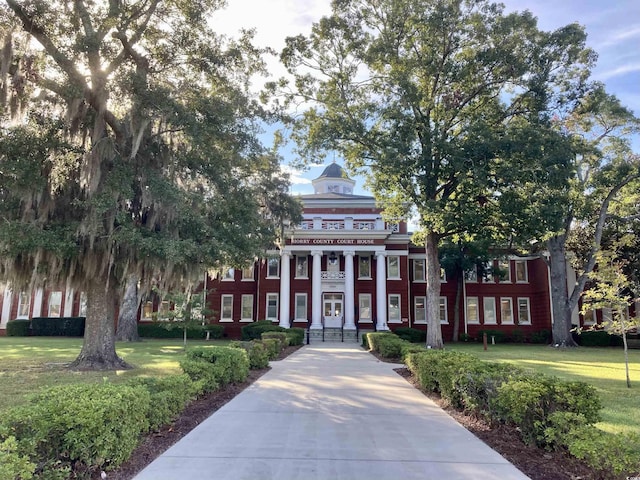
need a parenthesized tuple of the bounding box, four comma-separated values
(289, 238, 382, 245)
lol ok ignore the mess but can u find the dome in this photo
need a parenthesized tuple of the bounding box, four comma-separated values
(318, 162, 351, 179)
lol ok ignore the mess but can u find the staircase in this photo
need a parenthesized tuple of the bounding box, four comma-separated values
(308, 328, 359, 343)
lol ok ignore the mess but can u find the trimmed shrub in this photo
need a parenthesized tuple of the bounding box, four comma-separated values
(1, 383, 150, 476)
(577, 330, 613, 347)
(530, 329, 551, 344)
(0, 436, 35, 480)
(261, 338, 280, 360)
(128, 374, 198, 431)
(241, 320, 285, 340)
(31, 317, 85, 336)
(262, 332, 288, 351)
(476, 329, 507, 343)
(184, 346, 249, 385)
(6, 319, 30, 336)
(400, 343, 425, 362)
(203, 324, 224, 339)
(138, 322, 205, 339)
(180, 359, 219, 392)
(286, 327, 305, 346)
(394, 327, 426, 343)
(230, 341, 270, 369)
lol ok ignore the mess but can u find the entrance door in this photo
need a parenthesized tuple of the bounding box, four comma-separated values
(323, 293, 343, 328)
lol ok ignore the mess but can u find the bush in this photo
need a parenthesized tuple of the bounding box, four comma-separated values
(400, 343, 425, 362)
(180, 359, 219, 392)
(261, 338, 280, 360)
(1, 383, 150, 477)
(510, 328, 525, 343)
(286, 327, 305, 346)
(262, 332, 288, 351)
(230, 341, 270, 369)
(393, 327, 426, 343)
(476, 329, 507, 343)
(203, 324, 224, 339)
(6, 319, 30, 336)
(138, 322, 205, 339)
(241, 320, 285, 340)
(530, 329, 551, 344)
(31, 317, 85, 336)
(183, 346, 249, 386)
(0, 436, 35, 480)
(577, 330, 613, 347)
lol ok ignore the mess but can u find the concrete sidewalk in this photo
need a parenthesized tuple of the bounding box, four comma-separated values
(134, 344, 529, 480)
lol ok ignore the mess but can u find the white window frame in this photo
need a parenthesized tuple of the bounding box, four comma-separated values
(498, 260, 511, 283)
(387, 256, 400, 280)
(158, 300, 170, 320)
(465, 268, 478, 283)
(388, 294, 401, 323)
(414, 296, 427, 324)
(295, 255, 308, 279)
(517, 297, 531, 325)
(440, 268, 447, 283)
(294, 293, 307, 321)
(267, 258, 279, 278)
(439, 296, 448, 324)
(582, 307, 597, 326)
(266, 293, 279, 321)
(466, 297, 479, 324)
(220, 295, 233, 322)
(500, 297, 514, 324)
(413, 258, 426, 282)
(241, 265, 254, 281)
(358, 294, 372, 322)
(358, 255, 371, 279)
(241, 294, 253, 322)
(483, 297, 497, 325)
(481, 261, 493, 283)
(515, 260, 528, 283)
(141, 301, 153, 321)
(222, 267, 235, 281)
(47, 291, 63, 318)
(17, 292, 30, 318)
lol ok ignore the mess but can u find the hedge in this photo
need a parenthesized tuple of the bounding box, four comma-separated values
(6, 319, 30, 336)
(577, 330, 623, 347)
(394, 327, 426, 343)
(31, 317, 85, 336)
(138, 322, 206, 339)
(262, 332, 288, 352)
(241, 320, 285, 340)
(230, 340, 270, 369)
(181, 346, 249, 392)
(286, 327, 305, 346)
(203, 324, 224, 339)
(261, 338, 280, 360)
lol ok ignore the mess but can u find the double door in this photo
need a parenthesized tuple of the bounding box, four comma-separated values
(323, 293, 343, 328)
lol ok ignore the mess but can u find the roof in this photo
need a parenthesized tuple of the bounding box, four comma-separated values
(318, 162, 350, 179)
(299, 192, 374, 200)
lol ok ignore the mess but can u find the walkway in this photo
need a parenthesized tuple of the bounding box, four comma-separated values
(134, 344, 529, 480)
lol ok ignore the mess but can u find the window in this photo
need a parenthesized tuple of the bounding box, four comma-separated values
(241, 295, 253, 322)
(388, 294, 401, 323)
(295, 293, 307, 321)
(327, 184, 340, 193)
(222, 267, 235, 281)
(295, 255, 308, 278)
(498, 260, 511, 283)
(242, 265, 254, 281)
(483, 297, 497, 325)
(387, 256, 400, 279)
(481, 261, 493, 283)
(414, 296, 426, 324)
(413, 259, 426, 282)
(515, 260, 528, 283)
(358, 255, 371, 278)
(47, 291, 63, 317)
(439, 297, 448, 324)
(517, 298, 531, 324)
(466, 297, 479, 324)
(582, 307, 597, 325)
(266, 293, 278, 321)
(142, 301, 153, 320)
(440, 268, 447, 283)
(465, 268, 477, 282)
(500, 298, 514, 324)
(220, 295, 233, 322)
(359, 294, 372, 322)
(79, 292, 87, 317)
(159, 300, 170, 320)
(17, 292, 30, 318)
(267, 258, 279, 278)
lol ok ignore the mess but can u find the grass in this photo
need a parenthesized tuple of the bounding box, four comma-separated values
(0, 337, 230, 412)
(447, 343, 640, 436)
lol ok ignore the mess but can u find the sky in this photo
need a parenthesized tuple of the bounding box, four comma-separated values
(209, 0, 640, 196)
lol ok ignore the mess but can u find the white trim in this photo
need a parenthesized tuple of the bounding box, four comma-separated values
(387, 294, 401, 323)
(294, 255, 309, 279)
(517, 297, 531, 325)
(515, 260, 528, 283)
(498, 260, 511, 283)
(47, 291, 63, 318)
(483, 297, 497, 325)
(439, 296, 448, 324)
(294, 293, 308, 321)
(466, 296, 479, 324)
(413, 258, 426, 282)
(387, 255, 401, 280)
(240, 294, 253, 322)
(266, 293, 279, 321)
(500, 297, 514, 324)
(17, 292, 30, 319)
(358, 293, 373, 323)
(220, 294, 233, 322)
(266, 258, 280, 279)
(414, 296, 427, 324)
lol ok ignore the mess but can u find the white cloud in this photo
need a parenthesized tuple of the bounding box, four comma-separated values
(595, 63, 640, 81)
(280, 164, 312, 185)
(596, 24, 640, 49)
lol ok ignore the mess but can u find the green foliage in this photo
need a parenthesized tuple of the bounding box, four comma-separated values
(393, 327, 426, 343)
(286, 327, 305, 346)
(203, 324, 224, 339)
(577, 330, 615, 346)
(30, 317, 85, 337)
(6, 320, 30, 337)
(0, 436, 35, 480)
(138, 322, 206, 339)
(476, 329, 507, 344)
(184, 347, 249, 386)
(127, 374, 199, 431)
(261, 338, 280, 360)
(1, 383, 150, 476)
(230, 341, 270, 369)
(455, 362, 522, 418)
(241, 320, 285, 340)
(261, 332, 288, 351)
(530, 330, 551, 344)
(179, 359, 219, 393)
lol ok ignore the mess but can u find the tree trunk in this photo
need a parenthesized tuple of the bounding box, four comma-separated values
(70, 277, 131, 370)
(115, 274, 142, 342)
(548, 235, 578, 347)
(452, 269, 463, 342)
(622, 330, 631, 388)
(425, 232, 444, 349)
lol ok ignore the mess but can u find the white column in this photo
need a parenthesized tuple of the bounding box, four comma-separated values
(311, 250, 323, 329)
(32, 288, 43, 317)
(279, 251, 291, 328)
(344, 250, 356, 330)
(375, 251, 388, 330)
(1, 288, 12, 327)
(64, 289, 74, 317)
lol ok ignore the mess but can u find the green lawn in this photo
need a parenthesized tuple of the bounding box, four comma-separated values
(447, 343, 640, 436)
(0, 337, 230, 412)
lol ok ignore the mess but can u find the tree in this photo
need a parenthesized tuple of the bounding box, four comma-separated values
(281, 0, 594, 347)
(115, 274, 142, 342)
(0, 1, 299, 369)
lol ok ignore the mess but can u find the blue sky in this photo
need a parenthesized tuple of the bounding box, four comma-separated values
(211, 0, 640, 196)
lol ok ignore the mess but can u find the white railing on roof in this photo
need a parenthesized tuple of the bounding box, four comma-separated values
(321, 271, 345, 279)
